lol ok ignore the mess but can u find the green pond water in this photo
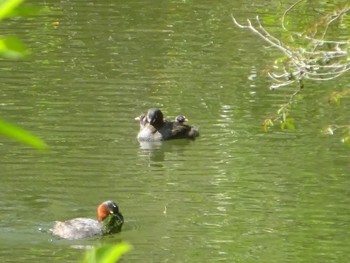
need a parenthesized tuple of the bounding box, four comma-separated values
(0, 0, 349, 262)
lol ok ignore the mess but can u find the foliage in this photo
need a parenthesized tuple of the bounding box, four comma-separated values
(0, 0, 22, 19)
(0, 119, 47, 149)
(232, 1, 350, 145)
(0, 0, 29, 58)
(262, 89, 299, 132)
(323, 89, 350, 145)
(82, 243, 132, 263)
(232, 2, 350, 90)
(323, 124, 350, 146)
(0, 0, 47, 149)
(328, 89, 350, 106)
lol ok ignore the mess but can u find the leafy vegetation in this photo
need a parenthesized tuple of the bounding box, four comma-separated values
(0, 0, 29, 58)
(0, 119, 47, 149)
(0, 0, 47, 149)
(233, 1, 350, 145)
(82, 243, 132, 263)
(1, 5, 130, 261)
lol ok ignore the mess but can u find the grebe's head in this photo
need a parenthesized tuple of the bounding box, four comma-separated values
(175, 115, 188, 124)
(97, 200, 121, 222)
(97, 200, 124, 234)
(146, 108, 164, 126)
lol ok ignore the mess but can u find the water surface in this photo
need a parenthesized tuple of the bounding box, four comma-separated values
(0, 0, 349, 262)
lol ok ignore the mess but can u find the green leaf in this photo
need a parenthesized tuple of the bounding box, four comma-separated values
(341, 136, 350, 147)
(0, 37, 29, 59)
(82, 243, 132, 263)
(0, 0, 23, 20)
(5, 6, 41, 17)
(282, 111, 286, 122)
(0, 119, 48, 150)
(286, 122, 296, 131)
(282, 118, 296, 131)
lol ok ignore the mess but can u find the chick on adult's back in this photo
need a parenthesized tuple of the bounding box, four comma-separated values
(136, 108, 199, 142)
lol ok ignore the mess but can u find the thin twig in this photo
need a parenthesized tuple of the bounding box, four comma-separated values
(231, 5, 350, 90)
(231, 15, 294, 57)
(281, 0, 305, 31)
(270, 81, 295, 90)
(320, 7, 350, 41)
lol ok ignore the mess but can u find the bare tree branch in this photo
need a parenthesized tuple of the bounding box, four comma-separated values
(231, 5, 350, 90)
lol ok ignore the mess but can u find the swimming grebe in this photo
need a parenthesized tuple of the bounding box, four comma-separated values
(136, 108, 199, 141)
(51, 200, 124, 240)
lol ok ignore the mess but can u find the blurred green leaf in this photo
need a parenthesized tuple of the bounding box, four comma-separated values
(282, 112, 286, 122)
(82, 243, 132, 263)
(281, 122, 286, 129)
(0, 37, 29, 59)
(0, 119, 48, 150)
(5, 6, 41, 17)
(341, 135, 350, 146)
(0, 0, 23, 20)
(286, 122, 296, 131)
(281, 118, 296, 131)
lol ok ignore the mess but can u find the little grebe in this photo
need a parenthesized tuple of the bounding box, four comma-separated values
(51, 200, 124, 240)
(136, 108, 199, 141)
